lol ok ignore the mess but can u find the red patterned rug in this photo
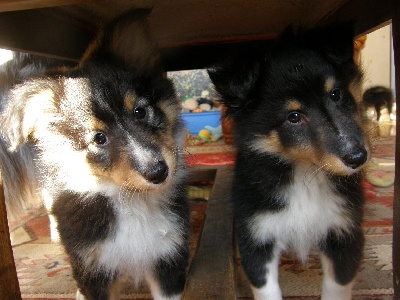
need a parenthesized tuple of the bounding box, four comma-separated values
(184, 139, 236, 167)
(185, 152, 236, 166)
(10, 135, 395, 299)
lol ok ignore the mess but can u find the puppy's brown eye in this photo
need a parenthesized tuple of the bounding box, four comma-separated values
(93, 132, 108, 145)
(287, 112, 302, 124)
(134, 107, 146, 119)
(330, 88, 342, 101)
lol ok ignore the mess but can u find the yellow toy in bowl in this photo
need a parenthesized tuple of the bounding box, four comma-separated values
(198, 129, 212, 141)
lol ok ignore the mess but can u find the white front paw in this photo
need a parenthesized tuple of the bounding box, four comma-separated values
(76, 289, 86, 300)
(251, 283, 282, 300)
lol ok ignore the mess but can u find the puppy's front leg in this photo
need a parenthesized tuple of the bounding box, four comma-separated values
(238, 231, 282, 300)
(71, 261, 120, 300)
(146, 248, 188, 300)
(250, 251, 282, 300)
(320, 253, 354, 300)
(76, 281, 120, 300)
(320, 229, 364, 300)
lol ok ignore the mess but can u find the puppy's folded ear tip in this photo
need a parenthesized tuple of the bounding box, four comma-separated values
(0, 83, 58, 152)
(82, 8, 161, 72)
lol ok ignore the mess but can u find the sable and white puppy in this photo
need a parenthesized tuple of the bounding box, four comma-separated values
(209, 23, 368, 300)
(0, 10, 189, 300)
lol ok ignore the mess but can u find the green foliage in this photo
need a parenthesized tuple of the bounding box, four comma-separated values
(168, 69, 216, 101)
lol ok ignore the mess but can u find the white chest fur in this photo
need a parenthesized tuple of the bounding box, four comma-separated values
(249, 163, 352, 261)
(82, 192, 185, 279)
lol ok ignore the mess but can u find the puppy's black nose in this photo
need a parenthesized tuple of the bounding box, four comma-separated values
(342, 147, 368, 169)
(144, 160, 169, 184)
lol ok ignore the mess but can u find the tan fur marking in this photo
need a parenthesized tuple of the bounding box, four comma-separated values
(324, 77, 336, 93)
(90, 118, 106, 132)
(107, 153, 152, 190)
(250, 131, 283, 154)
(92, 145, 179, 192)
(286, 100, 302, 111)
(124, 93, 136, 113)
(349, 79, 363, 104)
(321, 154, 356, 175)
(286, 146, 367, 176)
(348, 79, 367, 132)
(158, 99, 179, 125)
(85, 152, 150, 191)
(162, 147, 178, 177)
(284, 145, 319, 164)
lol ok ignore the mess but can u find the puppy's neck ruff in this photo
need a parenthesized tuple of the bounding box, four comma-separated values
(250, 162, 353, 262)
(86, 195, 186, 278)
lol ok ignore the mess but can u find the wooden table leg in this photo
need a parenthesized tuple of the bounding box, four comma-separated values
(0, 175, 21, 300)
(392, 0, 400, 298)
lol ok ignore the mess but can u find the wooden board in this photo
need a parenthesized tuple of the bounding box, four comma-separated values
(183, 166, 235, 299)
(392, 1, 400, 298)
(0, 175, 21, 300)
(0, 8, 95, 61)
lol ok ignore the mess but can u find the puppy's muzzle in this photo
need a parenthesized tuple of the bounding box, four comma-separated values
(342, 145, 368, 169)
(143, 160, 169, 184)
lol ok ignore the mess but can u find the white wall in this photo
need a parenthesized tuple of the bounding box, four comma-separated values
(361, 24, 393, 90)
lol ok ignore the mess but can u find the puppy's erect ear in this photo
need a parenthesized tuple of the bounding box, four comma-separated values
(208, 42, 268, 116)
(0, 79, 59, 151)
(306, 22, 356, 65)
(82, 8, 160, 72)
(278, 22, 356, 66)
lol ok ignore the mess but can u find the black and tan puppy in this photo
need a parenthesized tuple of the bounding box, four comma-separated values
(209, 24, 368, 300)
(0, 10, 189, 300)
(362, 85, 394, 121)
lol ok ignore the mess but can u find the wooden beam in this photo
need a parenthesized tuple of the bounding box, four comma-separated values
(161, 40, 273, 71)
(318, 0, 392, 36)
(161, 43, 238, 71)
(0, 175, 21, 300)
(0, 8, 95, 61)
(161, 0, 394, 71)
(392, 0, 400, 298)
(0, 0, 95, 12)
(183, 166, 235, 299)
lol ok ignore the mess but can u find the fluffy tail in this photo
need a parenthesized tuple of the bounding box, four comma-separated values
(0, 51, 68, 219)
(0, 141, 42, 219)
